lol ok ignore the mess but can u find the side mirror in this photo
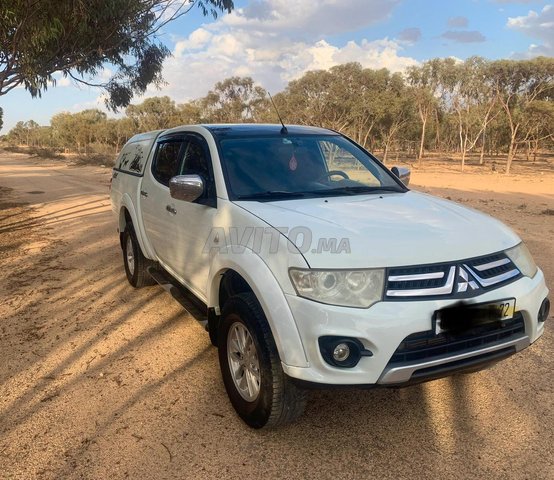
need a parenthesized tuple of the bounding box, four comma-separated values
(169, 174, 204, 202)
(391, 166, 411, 186)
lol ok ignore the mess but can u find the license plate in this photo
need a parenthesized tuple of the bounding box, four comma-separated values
(435, 298, 516, 335)
(486, 298, 516, 321)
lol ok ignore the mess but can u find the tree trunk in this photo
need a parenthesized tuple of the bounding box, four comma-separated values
(458, 111, 464, 169)
(383, 141, 389, 164)
(533, 138, 539, 162)
(506, 137, 516, 174)
(418, 117, 427, 163)
(461, 130, 468, 172)
(434, 109, 440, 151)
(479, 127, 486, 165)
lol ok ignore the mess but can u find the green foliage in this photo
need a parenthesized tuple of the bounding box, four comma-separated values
(4, 58, 554, 174)
(0, 0, 234, 109)
(126, 96, 181, 131)
(202, 77, 268, 122)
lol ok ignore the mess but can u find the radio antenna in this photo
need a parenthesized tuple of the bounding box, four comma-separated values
(267, 92, 288, 135)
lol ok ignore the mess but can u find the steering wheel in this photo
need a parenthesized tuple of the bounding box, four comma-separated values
(317, 170, 350, 182)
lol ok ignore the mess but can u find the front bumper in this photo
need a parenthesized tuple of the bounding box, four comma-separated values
(281, 269, 548, 386)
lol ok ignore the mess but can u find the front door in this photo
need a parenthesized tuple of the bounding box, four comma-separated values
(140, 133, 218, 300)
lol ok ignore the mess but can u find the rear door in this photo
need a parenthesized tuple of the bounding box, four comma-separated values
(140, 136, 185, 268)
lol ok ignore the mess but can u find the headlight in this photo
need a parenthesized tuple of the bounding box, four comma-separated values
(289, 268, 385, 308)
(505, 243, 538, 278)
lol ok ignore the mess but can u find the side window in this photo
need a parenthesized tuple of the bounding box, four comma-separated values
(318, 140, 381, 186)
(153, 141, 183, 186)
(179, 136, 217, 204)
(180, 138, 210, 179)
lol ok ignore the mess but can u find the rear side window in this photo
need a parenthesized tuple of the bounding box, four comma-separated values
(152, 141, 184, 186)
(116, 139, 151, 174)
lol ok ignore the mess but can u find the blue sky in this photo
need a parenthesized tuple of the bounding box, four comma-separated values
(1, 0, 552, 132)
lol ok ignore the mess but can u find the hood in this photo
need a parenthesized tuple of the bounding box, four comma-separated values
(236, 191, 520, 269)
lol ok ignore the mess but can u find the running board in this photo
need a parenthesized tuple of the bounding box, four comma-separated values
(147, 266, 208, 329)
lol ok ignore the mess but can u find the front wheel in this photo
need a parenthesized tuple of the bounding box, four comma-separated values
(218, 293, 306, 428)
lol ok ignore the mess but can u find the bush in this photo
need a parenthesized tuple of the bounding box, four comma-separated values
(1, 145, 63, 159)
(72, 153, 115, 167)
(1, 145, 28, 154)
(29, 147, 64, 159)
(87, 142, 115, 156)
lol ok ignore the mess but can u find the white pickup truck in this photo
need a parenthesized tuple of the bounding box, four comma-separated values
(110, 124, 550, 428)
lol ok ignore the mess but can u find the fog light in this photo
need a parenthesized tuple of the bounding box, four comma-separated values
(333, 343, 351, 362)
(538, 298, 550, 323)
(318, 336, 371, 368)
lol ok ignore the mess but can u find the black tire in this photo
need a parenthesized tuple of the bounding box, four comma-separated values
(218, 293, 307, 428)
(122, 225, 155, 288)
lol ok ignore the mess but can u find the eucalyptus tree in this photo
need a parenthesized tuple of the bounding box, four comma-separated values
(374, 72, 415, 163)
(449, 57, 499, 170)
(178, 100, 205, 125)
(5, 119, 40, 146)
(23, 120, 40, 146)
(350, 66, 394, 149)
(277, 69, 342, 128)
(489, 57, 554, 173)
(126, 96, 181, 131)
(112, 118, 137, 153)
(202, 76, 268, 123)
(50, 112, 76, 151)
(5, 120, 27, 145)
(73, 109, 107, 153)
(519, 100, 554, 161)
(0, 1, 234, 109)
(406, 61, 441, 161)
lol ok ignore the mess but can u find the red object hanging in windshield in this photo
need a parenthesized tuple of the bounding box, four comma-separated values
(289, 154, 298, 171)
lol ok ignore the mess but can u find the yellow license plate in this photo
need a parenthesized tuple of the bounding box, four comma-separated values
(486, 299, 516, 321)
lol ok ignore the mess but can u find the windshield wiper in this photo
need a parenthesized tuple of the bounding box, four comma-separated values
(236, 190, 306, 200)
(305, 186, 404, 196)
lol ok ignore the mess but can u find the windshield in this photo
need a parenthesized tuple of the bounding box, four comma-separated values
(218, 134, 405, 200)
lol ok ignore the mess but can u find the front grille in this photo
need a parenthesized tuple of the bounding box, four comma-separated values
(385, 251, 521, 299)
(388, 313, 525, 364)
(387, 265, 450, 291)
(466, 253, 514, 279)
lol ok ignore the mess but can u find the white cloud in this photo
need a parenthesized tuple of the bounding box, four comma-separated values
(507, 4, 554, 55)
(48, 73, 71, 88)
(174, 28, 213, 55)
(57, 77, 71, 87)
(145, 0, 416, 102)
(222, 0, 401, 38)
(67, 94, 113, 115)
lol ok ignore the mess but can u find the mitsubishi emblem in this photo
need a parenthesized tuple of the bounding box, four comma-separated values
(457, 266, 479, 293)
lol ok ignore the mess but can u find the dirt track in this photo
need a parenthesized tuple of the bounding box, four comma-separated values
(1, 152, 553, 479)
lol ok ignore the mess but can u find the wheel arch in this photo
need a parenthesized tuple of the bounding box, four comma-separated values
(118, 193, 155, 260)
(207, 253, 308, 368)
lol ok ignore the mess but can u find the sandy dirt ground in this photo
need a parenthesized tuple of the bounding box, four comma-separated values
(0, 151, 553, 480)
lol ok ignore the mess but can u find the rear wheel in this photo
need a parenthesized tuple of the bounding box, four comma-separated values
(218, 293, 306, 428)
(122, 225, 154, 288)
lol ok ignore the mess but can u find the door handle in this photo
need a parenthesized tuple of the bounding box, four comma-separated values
(166, 205, 177, 215)
(140, 190, 148, 198)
